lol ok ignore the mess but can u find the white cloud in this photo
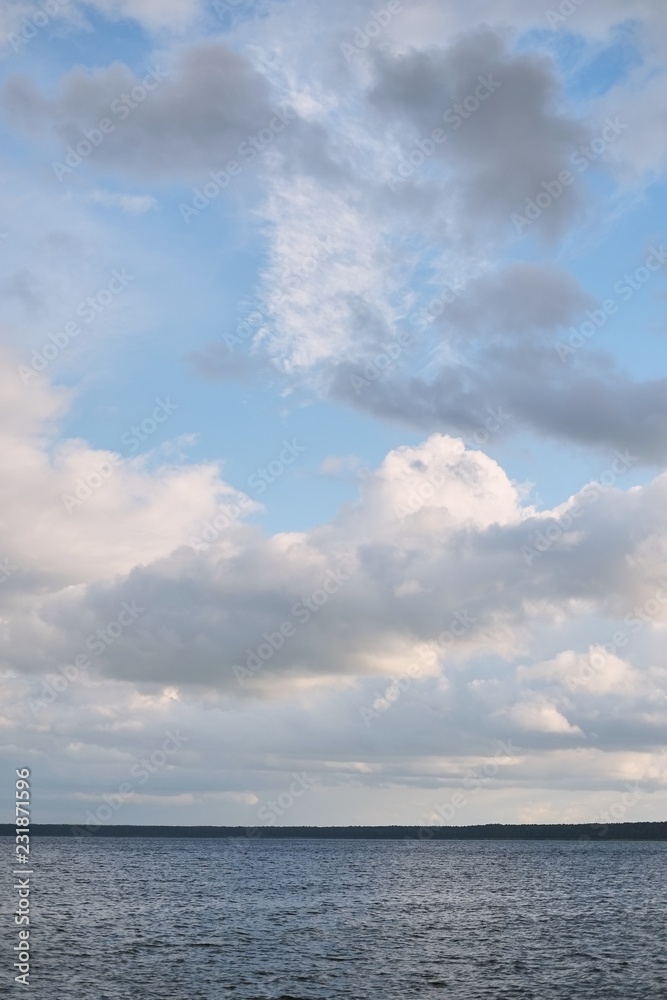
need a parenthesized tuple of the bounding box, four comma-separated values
(319, 454, 361, 476)
(500, 698, 582, 735)
(84, 189, 158, 213)
(3, 370, 667, 735)
(82, 0, 205, 31)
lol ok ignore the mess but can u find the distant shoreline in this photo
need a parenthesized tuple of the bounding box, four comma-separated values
(1, 822, 665, 840)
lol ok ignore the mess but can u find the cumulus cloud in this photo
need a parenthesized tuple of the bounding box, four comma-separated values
(502, 699, 583, 735)
(0, 354, 258, 665)
(3, 374, 667, 727)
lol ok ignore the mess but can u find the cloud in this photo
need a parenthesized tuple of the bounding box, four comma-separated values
(2, 650, 665, 825)
(3, 0, 206, 46)
(518, 647, 641, 697)
(0, 353, 254, 652)
(3, 0, 667, 825)
(83, 189, 158, 213)
(184, 23, 667, 463)
(324, 257, 667, 462)
(0, 365, 665, 822)
(2, 41, 286, 179)
(368, 26, 588, 240)
(319, 454, 361, 477)
(10, 14, 666, 465)
(499, 698, 583, 735)
(3, 376, 667, 720)
(333, 350, 667, 465)
(82, 0, 205, 32)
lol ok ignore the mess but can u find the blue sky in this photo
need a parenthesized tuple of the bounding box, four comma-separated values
(1, 0, 667, 828)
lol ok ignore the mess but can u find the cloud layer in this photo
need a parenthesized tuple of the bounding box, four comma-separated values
(0, 366, 664, 824)
(1, 0, 667, 826)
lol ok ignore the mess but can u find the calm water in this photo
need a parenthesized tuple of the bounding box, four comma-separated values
(1, 836, 665, 998)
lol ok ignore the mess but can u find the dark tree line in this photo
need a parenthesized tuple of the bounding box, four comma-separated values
(1, 822, 665, 840)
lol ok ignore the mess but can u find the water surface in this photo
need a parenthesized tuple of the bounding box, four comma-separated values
(1, 836, 664, 998)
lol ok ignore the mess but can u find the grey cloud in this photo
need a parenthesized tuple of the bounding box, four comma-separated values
(4, 660, 663, 826)
(369, 27, 588, 239)
(2, 42, 291, 178)
(181, 27, 649, 462)
(429, 262, 596, 343)
(189, 343, 274, 383)
(12, 443, 667, 694)
(333, 358, 667, 463)
(325, 261, 667, 463)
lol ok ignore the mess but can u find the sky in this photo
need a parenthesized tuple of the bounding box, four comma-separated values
(1, 0, 667, 830)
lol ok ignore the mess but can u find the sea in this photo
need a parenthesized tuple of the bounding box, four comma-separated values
(1, 836, 665, 998)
